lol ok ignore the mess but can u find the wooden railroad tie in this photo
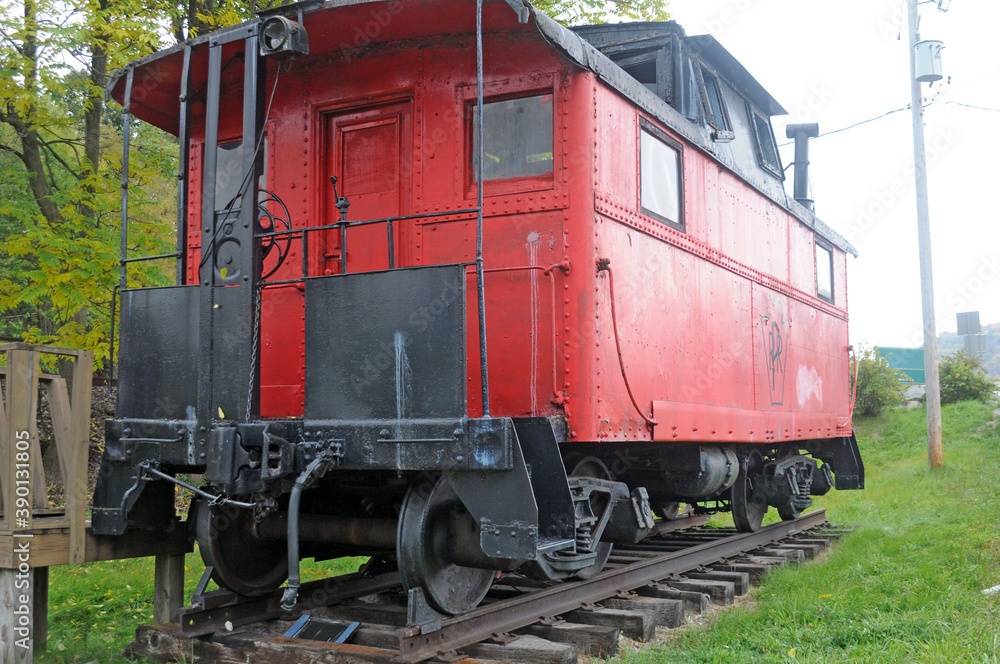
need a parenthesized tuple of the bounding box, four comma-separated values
(125, 519, 855, 664)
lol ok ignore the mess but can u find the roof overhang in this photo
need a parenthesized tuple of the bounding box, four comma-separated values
(107, 0, 854, 257)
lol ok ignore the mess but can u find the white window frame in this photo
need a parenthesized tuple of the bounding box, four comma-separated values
(639, 120, 685, 232)
(815, 240, 834, 303)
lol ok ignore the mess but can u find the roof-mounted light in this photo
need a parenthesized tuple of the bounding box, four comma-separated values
(260, 16, 309, 57)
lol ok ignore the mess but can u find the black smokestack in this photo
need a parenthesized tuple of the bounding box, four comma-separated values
(785, 123, 820, 211)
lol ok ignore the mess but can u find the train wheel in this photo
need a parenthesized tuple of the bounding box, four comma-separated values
(195, 499, 288, 597)
(397, 475, 495, 615)
(653, 502, 681, 520)
(731, 450, 768, 532)
(777, 502, 802, 521)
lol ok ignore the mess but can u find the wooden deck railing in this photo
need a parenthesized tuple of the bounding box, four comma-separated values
(0, 343, 192, 663)
(0, 343, 93, 563)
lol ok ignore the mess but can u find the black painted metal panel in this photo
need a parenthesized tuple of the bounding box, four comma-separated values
(118, 285, 199, 419)
(211, 285, 255, 422)
(305, 265, 467, 420)
(513, 418, 575, 540)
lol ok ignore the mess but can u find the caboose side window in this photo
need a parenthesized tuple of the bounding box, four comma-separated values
(747, 104, 782, 178)
(702, 70, 729, 131)
(472, 95, 553, 182)
(621, 59, 657, 94)
(816, 241, 834, 303)
(639, 125, 684, 231)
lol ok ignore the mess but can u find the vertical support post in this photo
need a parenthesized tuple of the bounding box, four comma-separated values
(475, 0, 490, 417)
(109, 285, 119, 394)
(387, 219, 395, 269)
(1, 345, 40, 662)
(176, 45, 193, 285)
(0, 363, 4, 518)
(200, 43, 222, 279)
(32, 567, 48, 653)
(671, 33, 684, 117)
(239, 31, 266, 423)
(907, 0, 943, 468)
(3, 346, 41, 533)
(340, 222, 348, 274)
(118, 68, 134, 290)
(66, 351, 93, 564)
(197, 41, 223, 434)
(198, 28, 267, 428)
(0, 568, 35, 663)
(154, 554, 186, 623)
(302, 227, 309, 280)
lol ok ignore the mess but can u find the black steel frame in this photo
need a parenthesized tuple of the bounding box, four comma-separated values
(115, 0, 493, 422)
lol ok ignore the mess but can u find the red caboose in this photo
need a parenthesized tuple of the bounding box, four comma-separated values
(94, 0, 862, 623)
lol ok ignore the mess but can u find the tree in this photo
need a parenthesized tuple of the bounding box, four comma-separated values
(0, 0, 173, 367)
(939, 350, 998, 405)
(853, 346, 908, 417)
(0, 0, 670, 369)
(534, 0, 669, 25)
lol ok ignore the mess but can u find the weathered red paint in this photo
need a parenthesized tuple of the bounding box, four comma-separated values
(120, 0, 852, 444)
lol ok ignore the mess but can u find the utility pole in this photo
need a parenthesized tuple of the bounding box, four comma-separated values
(907, 0, 944, 468)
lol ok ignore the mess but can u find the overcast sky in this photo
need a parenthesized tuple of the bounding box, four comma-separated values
(665, 0, 999, 349)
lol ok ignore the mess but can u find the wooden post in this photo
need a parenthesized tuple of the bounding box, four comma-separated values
(51, 350, 92, 564)
(2, 346, 41, 533)
(33, 567, 48, 653)
(154, 554, 186, 623)
(907, 0, 944, 468)
(0, 566, 39, 663)
(0, 364, 5, 517)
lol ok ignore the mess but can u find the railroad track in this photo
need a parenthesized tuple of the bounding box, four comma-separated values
(126, 509, 850, 663)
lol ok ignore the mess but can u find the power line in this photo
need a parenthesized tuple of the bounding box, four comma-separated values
(776, 105, 911, 147)
(778, 64, 1000, 147)
(943, 101, 1000, 112)
(777, 94, 998, 147)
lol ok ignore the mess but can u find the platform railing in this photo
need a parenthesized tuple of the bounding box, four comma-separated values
(116, 0, 494, 421)
(0, 343, 194, 661)
(0, 343, 93, 563)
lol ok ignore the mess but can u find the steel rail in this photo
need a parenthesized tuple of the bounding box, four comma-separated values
(397, 509, 828, 662)
(180, 570, 403, 638)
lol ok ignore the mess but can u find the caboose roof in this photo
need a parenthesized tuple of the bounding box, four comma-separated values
(571, 23, 787, 117)
(106, 0, 855, 257)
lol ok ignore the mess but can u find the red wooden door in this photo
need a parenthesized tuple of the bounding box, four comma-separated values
(323, 101, 411, 273)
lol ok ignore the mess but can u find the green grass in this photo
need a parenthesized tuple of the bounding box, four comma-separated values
(614, 401, 1000, 663)
(40, 402, 1000, 662)
(39, 549, 365, 663)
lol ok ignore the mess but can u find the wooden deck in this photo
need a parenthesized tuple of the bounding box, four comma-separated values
(0, 515, 192, 568)
(0, 343, 193, 663)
